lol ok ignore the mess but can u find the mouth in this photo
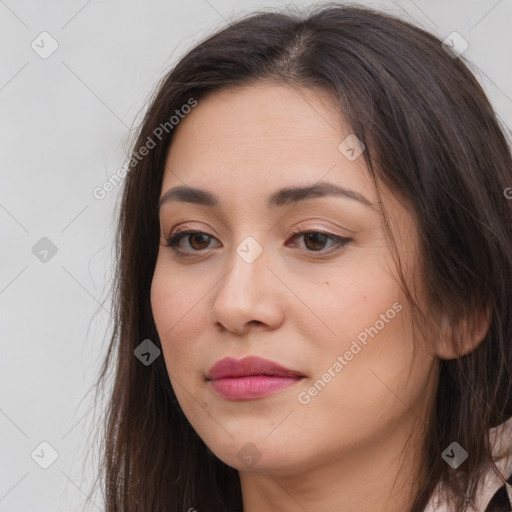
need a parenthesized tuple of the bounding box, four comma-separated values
(205, 355, 305, 400)
(207, 374, 304, 400)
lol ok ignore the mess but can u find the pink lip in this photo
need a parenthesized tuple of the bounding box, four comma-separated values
(205, 356, 305, 400)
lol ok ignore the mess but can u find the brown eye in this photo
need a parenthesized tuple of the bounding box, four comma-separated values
(187, 233, 211, 250)
(287, 229, 351, 254)
(302, 232, 329, 251)
(162, 230, 219, 252)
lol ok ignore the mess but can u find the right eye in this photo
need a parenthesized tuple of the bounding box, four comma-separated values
(161, 230, 221, 255)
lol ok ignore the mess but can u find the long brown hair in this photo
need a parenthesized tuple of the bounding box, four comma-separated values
(88, 3, 512, 511)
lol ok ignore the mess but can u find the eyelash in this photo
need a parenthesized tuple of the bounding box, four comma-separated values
(160, 227, 351, 257)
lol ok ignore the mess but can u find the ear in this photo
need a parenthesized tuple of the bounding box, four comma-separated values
(435, 303, 492, 360)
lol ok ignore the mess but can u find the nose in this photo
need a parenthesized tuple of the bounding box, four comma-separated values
(207, 244, 285, 335)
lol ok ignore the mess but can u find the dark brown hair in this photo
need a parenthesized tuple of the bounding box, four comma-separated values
(88, 3, 512, 511)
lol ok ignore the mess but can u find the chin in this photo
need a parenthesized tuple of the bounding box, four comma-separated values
(204, 436, 299, 473)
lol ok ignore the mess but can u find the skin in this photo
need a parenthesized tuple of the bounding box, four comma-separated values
(150, 83, 476, 511)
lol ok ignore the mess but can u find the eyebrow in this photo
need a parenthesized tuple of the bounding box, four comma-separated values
(157, 182, 375, 211)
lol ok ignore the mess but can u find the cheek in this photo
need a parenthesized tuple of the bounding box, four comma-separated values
(295, 303, 433, 456)
(310, 296, 432, 421)
(294, 252, 429, 415)
(150, 265, 214, 431)
(150, 260, 207, 375)
(294, 248, 402, 349)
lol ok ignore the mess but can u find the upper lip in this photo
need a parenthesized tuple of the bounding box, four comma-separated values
(205, 356, 305, 380)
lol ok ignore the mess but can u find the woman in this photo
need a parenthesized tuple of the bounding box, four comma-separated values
(92, 4, 512, 511)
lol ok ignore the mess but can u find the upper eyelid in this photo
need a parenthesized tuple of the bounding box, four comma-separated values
(167, 227, 342, 240)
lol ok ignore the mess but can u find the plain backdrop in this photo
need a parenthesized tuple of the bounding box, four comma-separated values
(1, 0, 511, 510)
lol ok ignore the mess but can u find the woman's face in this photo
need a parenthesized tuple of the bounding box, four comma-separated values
(151, 83, 438, 477)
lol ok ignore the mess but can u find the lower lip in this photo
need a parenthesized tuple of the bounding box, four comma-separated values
(209, 375, 303, 400)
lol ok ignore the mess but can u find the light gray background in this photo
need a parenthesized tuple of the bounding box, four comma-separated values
(1, 0, 511, 511)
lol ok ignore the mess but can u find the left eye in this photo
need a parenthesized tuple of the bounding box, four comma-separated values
(287, 229, 351, 252)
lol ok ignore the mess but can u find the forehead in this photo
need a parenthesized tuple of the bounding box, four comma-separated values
(162, 82, 374, 200)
